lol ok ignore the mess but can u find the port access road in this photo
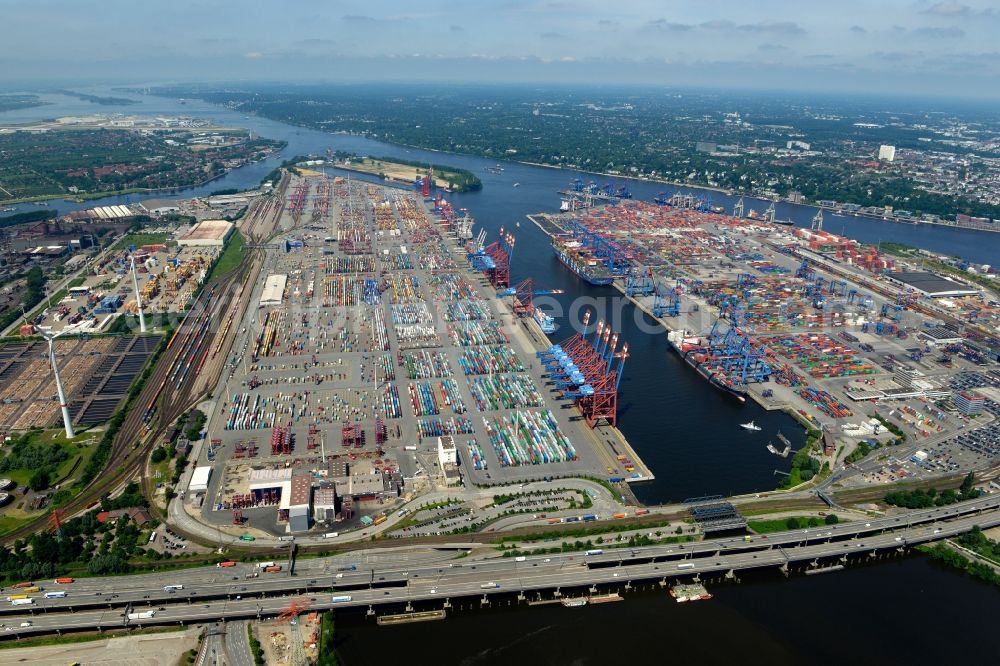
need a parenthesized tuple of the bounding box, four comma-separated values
(1, 497, 996, 637)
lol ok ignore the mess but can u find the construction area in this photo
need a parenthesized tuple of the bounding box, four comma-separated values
(0, 334, 163, 429)
(530, 196, 1000, 483)
(254, 608, 321, 666)
(184, 174, 649, 539)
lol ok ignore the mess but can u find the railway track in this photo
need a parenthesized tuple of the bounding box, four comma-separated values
(0, 191, 285, 545)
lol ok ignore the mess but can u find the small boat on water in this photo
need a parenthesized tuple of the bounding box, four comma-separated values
(561, 598, 588, 608)
(740, 421, 761, 431)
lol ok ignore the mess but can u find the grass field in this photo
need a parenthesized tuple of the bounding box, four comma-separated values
(206, 230, 245, 281)
(111, 232, 172, 251)
(747, 515, 838, 534)
(0, 428, 102, 532)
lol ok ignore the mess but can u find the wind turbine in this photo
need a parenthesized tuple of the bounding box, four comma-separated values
(130, 255, 147, 333)
(38, 327, 74, 439)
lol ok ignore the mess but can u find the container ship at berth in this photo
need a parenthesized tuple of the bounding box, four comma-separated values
(667, 329, 748, 402)
(551, 238, 614, 286)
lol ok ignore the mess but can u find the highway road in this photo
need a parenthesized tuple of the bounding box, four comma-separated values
(3, 507, 997, 638)
(1, 496, 996, 637)
(225, 620, 253, 666)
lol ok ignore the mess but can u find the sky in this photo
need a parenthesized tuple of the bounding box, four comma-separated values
(3, 0, 1000, 98)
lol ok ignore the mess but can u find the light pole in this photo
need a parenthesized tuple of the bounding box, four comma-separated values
(39, 327, 74, 439)
(130, 255, 147, 333)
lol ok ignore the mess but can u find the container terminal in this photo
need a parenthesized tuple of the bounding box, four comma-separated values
(183, 173, 653, 540)
(529, 194, 1000, 488)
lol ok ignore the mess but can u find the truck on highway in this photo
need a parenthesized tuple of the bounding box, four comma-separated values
(10, 598, 34, 606)
(163, 585, 184, 592)
(324, 532, 339, 539)
(239, 535, 256, 542)
(217, 561, 237, 568)
(277, 536, 294, 542)
(331, 595, 352, 604)
(20, 586, 40, 594)
(582, 514, 597, 522)
(10, 582, 33, 589)
(54, 578, 74, 585)
(337, 565, 357, 572)
(480, 582, 499, 589)
(403, 445, 417, 451)
(256, 561, 276, 569)
(263, 565, 282, 573)
(677, 563, 695, 570)
(585, 549, 604, 556)
(127, 611, 155, 620)
(44, 591, 66, 599)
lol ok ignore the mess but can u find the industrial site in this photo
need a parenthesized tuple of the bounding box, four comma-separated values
(533, 190, 999, 491)
(176, 174, 648, 542)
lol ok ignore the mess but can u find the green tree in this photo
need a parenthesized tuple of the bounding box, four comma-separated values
(28, 468, 51, 492)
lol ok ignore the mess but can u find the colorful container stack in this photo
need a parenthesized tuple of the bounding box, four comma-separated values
(468, 374, 543, 411)
(483, 410, 577, 467)
(458, 347, 525, 375)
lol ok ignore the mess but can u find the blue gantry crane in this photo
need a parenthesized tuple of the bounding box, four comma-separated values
(652, 280, 681, 317)
(625, 267, 655, 297)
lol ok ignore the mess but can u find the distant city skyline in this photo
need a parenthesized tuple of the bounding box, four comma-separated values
(3, 0, 1000, 98)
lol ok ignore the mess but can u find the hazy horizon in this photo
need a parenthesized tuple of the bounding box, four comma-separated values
(2, 1, 1000, 100)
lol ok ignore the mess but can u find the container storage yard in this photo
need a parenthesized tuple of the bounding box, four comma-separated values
(191, 175, 651, 538)
(530, 198, 1000, 480)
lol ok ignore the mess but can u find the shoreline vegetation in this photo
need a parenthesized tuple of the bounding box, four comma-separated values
(322, 151, 482, 193)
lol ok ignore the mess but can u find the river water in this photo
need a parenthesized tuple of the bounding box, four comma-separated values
(332, 556, 997, 666)
(4, 87, 998, 661)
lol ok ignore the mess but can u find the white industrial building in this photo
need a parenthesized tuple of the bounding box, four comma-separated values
(176, 219, 234, 247)
(438, 435, 457, 469)
(259, 274, 287, 307)
(189, 466, 212, 493)
(248, 467, 293, 496)
(313, 487, 337, 522)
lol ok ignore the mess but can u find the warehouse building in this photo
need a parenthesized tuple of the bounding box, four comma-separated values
(886, 271, 978, 298)
(332, 472, 385, 500)
(259, 274, 287, 307)
(249, 467, 292, 497)
(176, 219, 234, 247)
(190, 466, 212, 493)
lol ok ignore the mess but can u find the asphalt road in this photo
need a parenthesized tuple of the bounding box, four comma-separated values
(4, 507, 997, 637)
(225, 620, 253, 666)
